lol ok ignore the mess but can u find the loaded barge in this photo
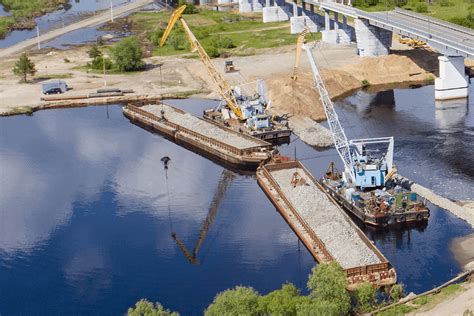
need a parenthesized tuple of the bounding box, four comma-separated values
(257, 160, 397, 289)
(123, 104, 273, 170)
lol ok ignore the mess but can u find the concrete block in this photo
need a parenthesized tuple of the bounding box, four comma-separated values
(435, 56, 469, 100)
(322, 29, 352, 44)
(239, 0, 263, 12)
(354, 18, 392, 56)
(263, 6, 290, 22)
(290, 15, 319, 34)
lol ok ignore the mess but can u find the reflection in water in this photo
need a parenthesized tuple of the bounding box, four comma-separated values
(0, 104, 314, 315)
(0, 89, 473, 313)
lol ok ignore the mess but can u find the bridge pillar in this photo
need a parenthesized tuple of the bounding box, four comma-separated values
(354, 18, 392, 56)
(239, 0, 263, 12)
(290, 1, 319, 34)
(435, 56, 469, 100)
(324, 9, 330, 30)
(342, 15, 347, 29)
(263, 4, 290, 22)
(334, 12, 339, 30)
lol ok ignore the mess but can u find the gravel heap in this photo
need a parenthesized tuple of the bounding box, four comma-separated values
(142, 104, 264, 149)
(288, 117, 333, 148)
(271, 168, 382, 268)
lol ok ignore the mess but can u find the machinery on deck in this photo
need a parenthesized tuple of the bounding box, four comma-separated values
(171, 170, 234, 264)
(294, 30, 430, 227)
(160, 5, 291, 142)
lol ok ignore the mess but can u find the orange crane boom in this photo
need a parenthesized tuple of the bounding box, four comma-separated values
(160, 5, 243, 120)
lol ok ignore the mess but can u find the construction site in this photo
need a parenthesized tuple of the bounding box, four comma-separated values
(0, 0, 473, 314)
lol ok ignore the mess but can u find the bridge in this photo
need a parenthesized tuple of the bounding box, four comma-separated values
(260, 0, 472, 100)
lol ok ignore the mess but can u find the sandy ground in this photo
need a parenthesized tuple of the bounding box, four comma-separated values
(0, 37, 451, 117)
(408, 279, 474, 316)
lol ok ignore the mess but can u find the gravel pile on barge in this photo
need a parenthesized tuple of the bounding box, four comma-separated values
(271, 168, 381, 268)
(142, 104, 263, 150)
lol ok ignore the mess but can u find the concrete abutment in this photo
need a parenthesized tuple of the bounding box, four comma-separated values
(435, 56, 469, 101)
(354, 18, 392, 56)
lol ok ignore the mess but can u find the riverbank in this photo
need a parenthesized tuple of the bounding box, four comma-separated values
(0, 0, 69, 38)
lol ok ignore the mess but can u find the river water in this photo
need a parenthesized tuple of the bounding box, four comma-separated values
(0, 84, 472, 314)
(0, 0, 133, 49)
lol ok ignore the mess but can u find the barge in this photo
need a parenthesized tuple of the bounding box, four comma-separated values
(320, 163, 430, 227)
(123, 104, 273, 170)
(257, 160, 397, 289)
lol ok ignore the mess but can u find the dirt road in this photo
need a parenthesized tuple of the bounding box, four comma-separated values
(0, 0, 154, 59)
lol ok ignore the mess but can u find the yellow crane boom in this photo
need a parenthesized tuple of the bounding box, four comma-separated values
(160, 5, 243, 120)
(291, 27, 310, 81)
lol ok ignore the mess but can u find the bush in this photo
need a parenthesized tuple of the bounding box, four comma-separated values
(168, 33, 186, 50)
(127, 299, 179, 316)
(149, 29, 165, 46)
(355, 282, 377, 312)
(389, 283, 405, 302)
(362, 79, 371, 87)
(438, 0, 454, 7)
(178, 0, 198, 14)
(206, 46, 220, 58)
(415, 3, 428, 12)
(88, 57, 113, 71)
(209, 36, 235, 49)
(205, 286, 259, 316)
(110, 36, 145, 72)
(307, 262, 351, 316)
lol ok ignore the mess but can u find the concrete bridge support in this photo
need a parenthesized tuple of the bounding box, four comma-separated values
(354, 18, 392, 56)
(239, 0, 263, 12)
(322, 10, 351, 44)
(289, 1, 319, 34)
(435, 56, 469, 100)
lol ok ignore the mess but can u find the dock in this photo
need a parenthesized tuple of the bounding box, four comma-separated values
(257, 160, 397, 288)
(123, 104, 273, 170)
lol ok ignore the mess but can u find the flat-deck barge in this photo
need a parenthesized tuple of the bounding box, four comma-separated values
(257, 161, 397, 289)
(123, 104, 273, 170)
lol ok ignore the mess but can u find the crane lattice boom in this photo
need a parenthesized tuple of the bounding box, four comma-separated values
(160, 6, 243, 120)
(302, 44, 355, 182)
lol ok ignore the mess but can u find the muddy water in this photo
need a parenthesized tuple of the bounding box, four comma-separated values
(0, 85, 473, 314)
(0, 0, 133, 49)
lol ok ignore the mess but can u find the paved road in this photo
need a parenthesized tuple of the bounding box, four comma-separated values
(0, 0, 155, 59)
(309, 2, 474, 58)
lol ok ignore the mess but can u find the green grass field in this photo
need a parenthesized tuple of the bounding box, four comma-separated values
(130, 10, 320, 57)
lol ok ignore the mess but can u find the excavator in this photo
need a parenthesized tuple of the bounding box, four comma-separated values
(160, 6, 291, 142)
(171, 169, 235, 264)
(290, 29, 430, 227)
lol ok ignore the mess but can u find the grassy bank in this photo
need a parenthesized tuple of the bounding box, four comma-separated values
(353, 0, 473, 28)
(0, 0, 68, 38)
(128, 10, 320, 57)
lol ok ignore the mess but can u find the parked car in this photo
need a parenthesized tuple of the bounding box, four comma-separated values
(42, 80, 68, 95)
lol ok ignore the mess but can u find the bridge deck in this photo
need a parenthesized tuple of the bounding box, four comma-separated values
(306, 1, 474, 58)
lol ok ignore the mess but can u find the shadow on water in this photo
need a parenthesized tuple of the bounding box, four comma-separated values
(0, 84, 473, 314)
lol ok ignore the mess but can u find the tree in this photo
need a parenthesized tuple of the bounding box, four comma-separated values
(307, 262, 351, 316)
(257, 283, 303, 316)
(355, 282, 377, 312)
(12, 53, 36, 83)
(127, 299, 179, 316)
(178, 0, 198, 14)
(111, 36, 145, 72)
(204, 286, 260, 316)
(88, 44, 102, 59)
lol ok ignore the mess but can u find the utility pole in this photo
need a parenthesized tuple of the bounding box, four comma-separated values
(36, 26, 41, 49)
(103, 54, 107, 86)
(110, 0, 114, 23)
